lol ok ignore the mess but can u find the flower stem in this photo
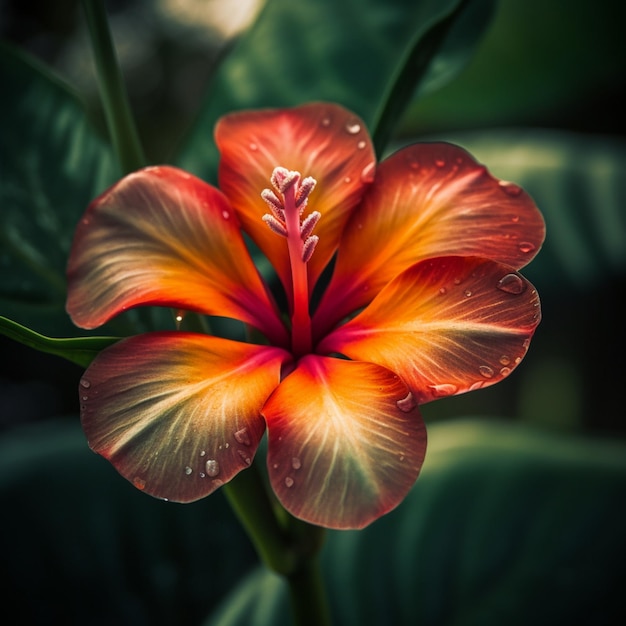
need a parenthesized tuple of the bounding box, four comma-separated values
(223, 462, 332, 625)
(81, 0, 146, 173)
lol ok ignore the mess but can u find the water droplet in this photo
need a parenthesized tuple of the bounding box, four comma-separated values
(234, 427, 251, 446)
(222, 210, 230, 219)
(499, 180, 522, 196)
(249, 142, 258, 151)
(479, 365, 494, 378)
(292, 457, 301, 470)
(429, 383, 458, 396)
(497, 273, 525, 294)
(357, 140, 366, 149)
(511, 215, 520, 223)
(345, 121, 361, 134)
(344, 176, 352, 184)
(500, 367, 512, 376)
(205, 459, 220, 477)
(199, 472, 206, 478)
(237, 450, 252, 465)
(321, 116, 331, 127)
(200, 450, 206, 457)
(439, 287, 447, 295)
(518, 241, 536, 254)
(464, 290, 472, 297)
(499, 355, 511, 366)
(399, 454, 406, 462)
(184, 466, 193, 476)
(133, 477, 146, 490)
(273, 463, 279, 469)
(285, 477, 294, 488)
(80, 378, 91, 389)
(396, 391, 417, 412)
(453, 278, 461, 285)
(81, 395, 88, 402)
(435, 158, 446, 168)
(360, 162, 375, 183)
(469, 381, 484, 391)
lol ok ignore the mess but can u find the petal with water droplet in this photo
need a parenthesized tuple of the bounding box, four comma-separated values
(66, 166, 287, 346)
(319, 256, 541, 403)
(263, 355, 426, 529)
(215, 103, 375, 299)
(80, 332, 288, 502)
(314, 143, 545, 335)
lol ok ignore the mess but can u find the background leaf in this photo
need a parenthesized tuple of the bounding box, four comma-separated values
(203, 419, 626, 626)
(0, 43, 119, 335)
(175, 0, 496, 180)
(0, 418, 257, 626)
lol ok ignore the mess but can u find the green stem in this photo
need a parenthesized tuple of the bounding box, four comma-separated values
(81, 0, 146, 173)
(223, 462, 332, 624)
(286, 556, 332, 626)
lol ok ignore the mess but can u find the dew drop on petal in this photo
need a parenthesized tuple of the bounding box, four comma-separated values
(435, 158, 446, 168)
(518, 241, 536, 254)
(133, 477, 146, 490)
(80, 378, 91, 389)
(222, 210, 230, 219)
(285, 477, 294, 488)
(500, 367, 512, 376)
(439, 287, 447, 295)
(249, 142, 258, 151)
(429, 383, 458, 396)
(499, 180, 523, 196)
(344, 176, 352, 184)
(234, 427, 251, 446)
(200, 450, 206, 457)
(205, 459, 220, 477)
(357, 140, 366, 149)
(497, 273, 526, 294)
(500, 355, 511, 366)
(184, 466, 193, 476)
(321, 116, 331, 127)
(345, 121, 361, 134)
(292, 457, 302, 470)
(464, 290, 472, 297)
(479, 365, 495, 379)
(361, 162, 376, 183)
(396, 391, 417, 412)
(237, 450, 252, 465)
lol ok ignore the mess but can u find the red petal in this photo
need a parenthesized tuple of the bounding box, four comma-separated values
(215, 103, 376, 298)
(263, 355, 426, 529)
(314, 143, 545, 335)
(80, 332, 288, 502)
(319, 256, 541, 404)
(66, 166, 287, 345)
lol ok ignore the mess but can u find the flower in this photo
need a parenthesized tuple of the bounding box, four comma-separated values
(66, 102, 544, 529)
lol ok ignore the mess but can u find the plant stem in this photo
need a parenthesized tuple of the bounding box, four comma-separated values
(223, 462, 332, 624)
(81, 0, 146, 173)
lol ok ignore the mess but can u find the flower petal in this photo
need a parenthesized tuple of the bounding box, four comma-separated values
(263, 355, 426, 529)
(319, 256, 541, 404)
(216, 103, 376, 297)
(67, 166, 287, 345)
(79, 332, 289, 502)
(314, 142, 545, 335)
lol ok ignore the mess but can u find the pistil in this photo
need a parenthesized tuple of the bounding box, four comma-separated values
(262, 167, 319, 356)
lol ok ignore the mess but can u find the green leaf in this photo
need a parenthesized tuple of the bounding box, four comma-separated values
(0, 43, 119, 331)
(0, 316, 119, 367)
(0, 418, 257, 626)
(203, 419, 626, 625)
(175, 0, 495, 180)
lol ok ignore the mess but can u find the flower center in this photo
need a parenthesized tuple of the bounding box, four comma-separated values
(261, 166, 319, 356)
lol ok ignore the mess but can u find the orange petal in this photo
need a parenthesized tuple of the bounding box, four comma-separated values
(319, 256, 541, 404)
(79, 332, 289, 502)
(314, 142, 545, 335)
(66, 166, 287, 345)
(263, 355, 426, 529)
(215, 103, 376, 298)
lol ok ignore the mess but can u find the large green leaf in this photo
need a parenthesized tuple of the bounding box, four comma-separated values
(175, 0, 495, 180)
(204, 419, 626, 626)
(0, 418, 257, 626)
(0, 43, 119, 334)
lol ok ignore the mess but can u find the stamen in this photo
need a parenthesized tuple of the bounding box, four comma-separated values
(262, 214, 288, 237)
(261, 189, 285, 221)
(301, 235, 319, 263)
(271, 167, 300, 194)
(300, 211, 321, 240)
(295, 176, 317, 209)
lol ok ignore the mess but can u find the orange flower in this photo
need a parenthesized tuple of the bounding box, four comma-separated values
(66, 103, 544, 529)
